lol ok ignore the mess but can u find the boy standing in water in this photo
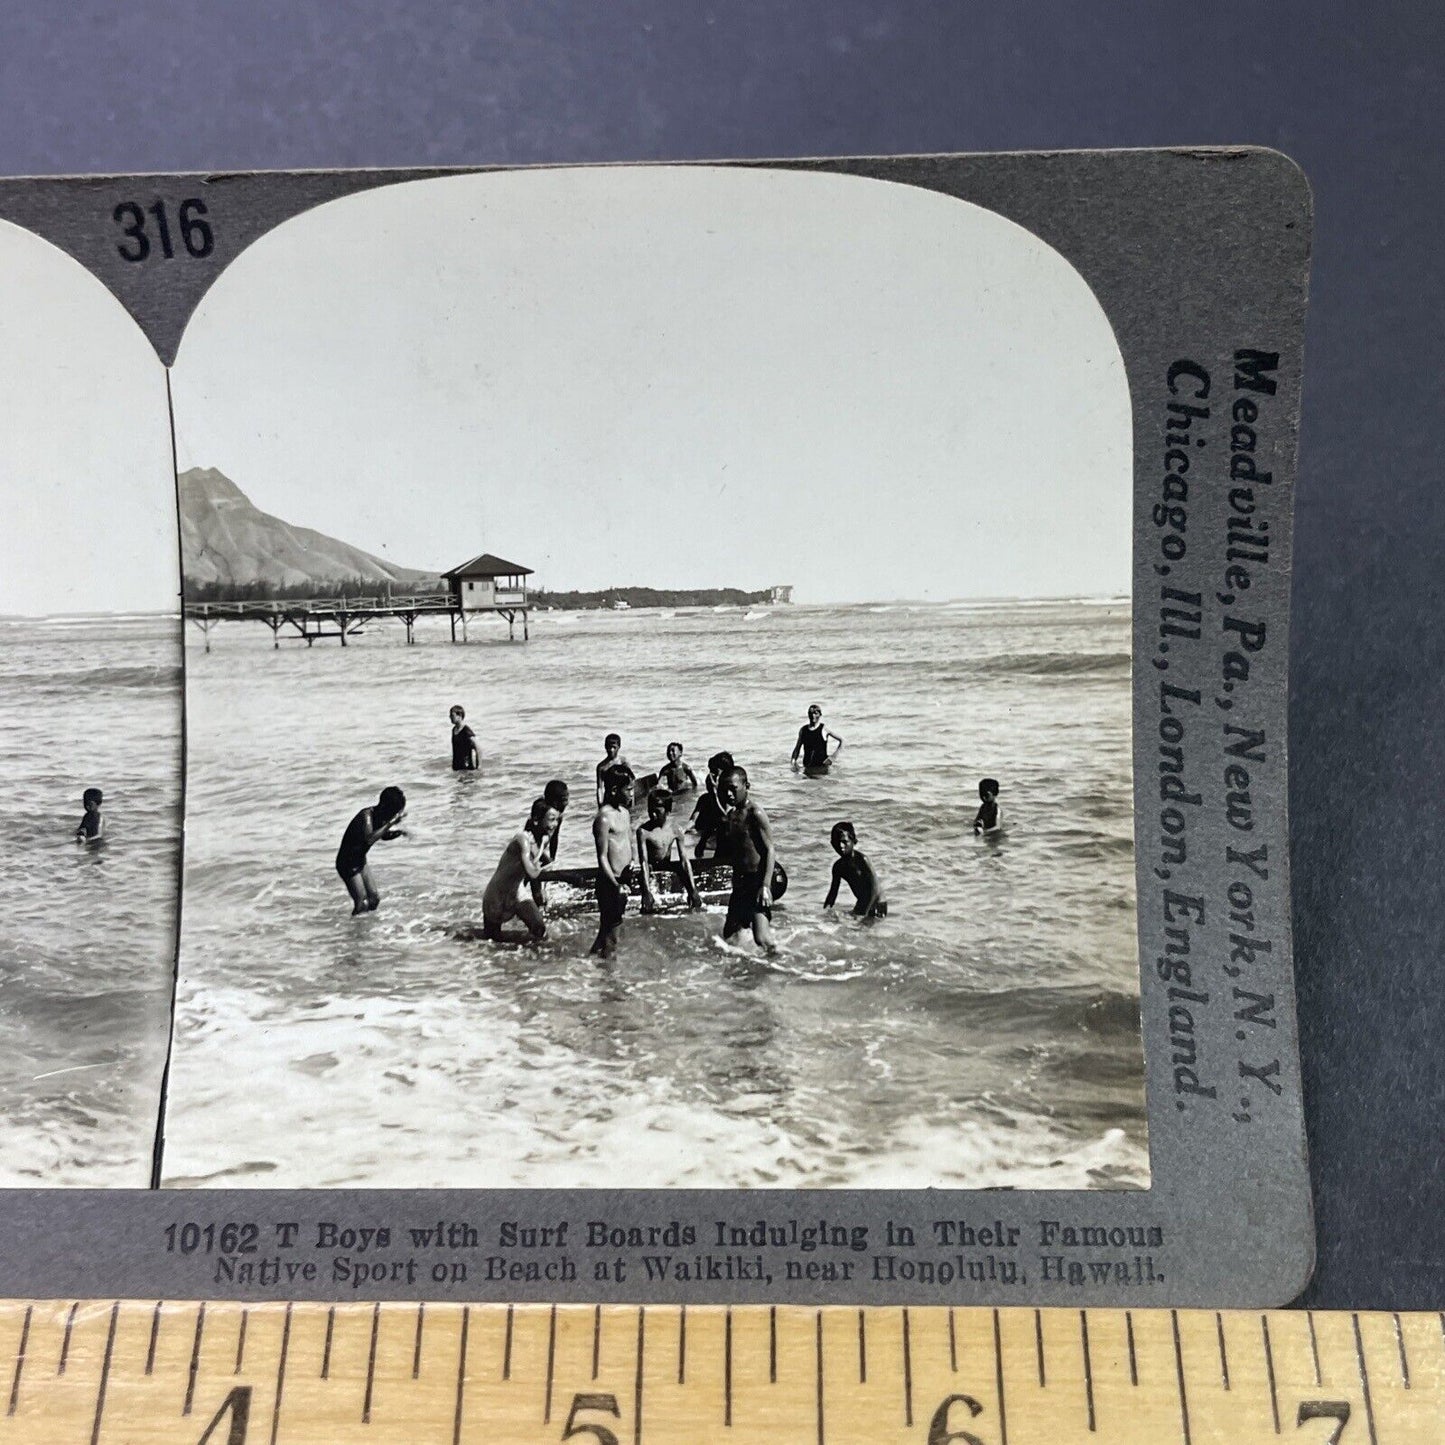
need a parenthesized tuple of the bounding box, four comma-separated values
(531, 779, 570, 907)
(719, 767, 779, 956)
(483, 797, 557, 943)
(595, 733, 631, 803)
(824, 821, 889, 919)
(657, 742, 699, 794)
(449, 705, 479, 771)
(792, 703, 842, 770)
(973, 778, 1003, 836)
(691, 750, 734, 859)
(636, 788, 704, 913)
(335, 786, 407, 915)
(75, 787, 104, 842)
(591, 768, 635, 958)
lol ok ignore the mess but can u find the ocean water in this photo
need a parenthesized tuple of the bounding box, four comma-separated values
(0, 617, 182, 1185)
(163, 601, 1147, 1190)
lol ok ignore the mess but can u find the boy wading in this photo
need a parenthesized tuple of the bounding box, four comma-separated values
(591, 769, 635, 958)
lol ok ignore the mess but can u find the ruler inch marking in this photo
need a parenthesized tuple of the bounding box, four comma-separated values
(7, 1304, 31, 1416)
(269, 1302, 292, 1445)
(58, 1300, 80, 1375)
(1352, 1312, 1379, 1445)
(1261, 1314, 1280, 1434)
(145, 1301, 161, 1377)
(948, 1307, 957, 1373)
(1393, 1311, 1410, 1386)
(592, 1304, 601, 1381)
(451, 1305, 470, 1445)
(1307, 1310, 1322, 1386)
(87, 1301, 119, 1445)
(1126, 1310, 1138, 1386)
(857, 1309, 866, 1384)
(1215, 1311, 1230, 1390)
(362, 1300, 381, 1423)
(544, 1303, 557, 1424)
(503, 1302, 514, 1380)
(320, 1305, 334, 1380)
(1171, 1310, 1191, 1445)
(725, 1308, 733, 1426)
(184, 1303, 206, 1416)
(633, 1306, 646, 1445)
(902, 1307, 913, 1427)
(769, 1305, 776, 1384)
(678, 1304, 686, 1385)
(1080, 1310, 1095, 1432)
(993, 1308, 1009, 1445)
(235, 1307, 248, 1374)
(412, 1303, 424, 1380)
(1034, 1309, 1046, 1387)
(814, 1310, 824, 1445)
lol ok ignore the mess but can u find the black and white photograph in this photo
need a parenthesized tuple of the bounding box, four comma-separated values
(0, 217, 183, 1185)
(158, 166, 1148, 1191)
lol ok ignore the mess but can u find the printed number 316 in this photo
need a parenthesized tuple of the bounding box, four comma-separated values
(113, 198, 214, 262)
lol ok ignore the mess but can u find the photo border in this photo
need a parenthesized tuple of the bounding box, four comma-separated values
(0, 149, 1312, 1306)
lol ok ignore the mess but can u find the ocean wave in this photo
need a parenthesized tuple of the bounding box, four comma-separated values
(972, 651, 1131, 678)
(43, 664, 183, 690)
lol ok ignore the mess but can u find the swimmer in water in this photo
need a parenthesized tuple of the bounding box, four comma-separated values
(531, 778, 570, 908)
(595, 733, 631, 804)
(75, 787, 104, 843)
(591, 767, 636, 958)
(823, 820, 888, 919)
(691, 750, 734, 859)
(483, 796, 556, 943)
(449, 704, 479, 771)
(973, 777, 1002, 836)
(719, 766, 779, 956)
(637, 787, 704, 913)
(657, 741, 699, 794)
(791, 703, 842, 770)
(335, 786, 407, 915)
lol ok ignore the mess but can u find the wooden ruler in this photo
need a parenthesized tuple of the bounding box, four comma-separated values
(0, 1302, 1438, 1443)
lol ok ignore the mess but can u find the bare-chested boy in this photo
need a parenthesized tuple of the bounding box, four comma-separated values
(482, 797, 558, 943)
(719, 766, 779, 955)
(636, 787, 703, 913)
(657, 742, 699, 795)
(595, 733, 631, 804)
(590, 768, 635, 957)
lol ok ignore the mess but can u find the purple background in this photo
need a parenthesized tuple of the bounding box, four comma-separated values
(2, 1, 1439, 1308)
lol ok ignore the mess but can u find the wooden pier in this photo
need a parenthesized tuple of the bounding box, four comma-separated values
(183, 593, 531, 651)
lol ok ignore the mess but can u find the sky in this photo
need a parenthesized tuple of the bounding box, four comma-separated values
(0, 221, 178, 616)
(170, 166, 1131, 603)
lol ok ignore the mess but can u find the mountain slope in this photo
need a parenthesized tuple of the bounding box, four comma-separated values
(179, 468, 438, 591)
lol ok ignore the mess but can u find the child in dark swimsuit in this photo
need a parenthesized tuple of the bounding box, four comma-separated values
(691, 751, 734, 859)
(75, 787, 104, 842)
(824, 820, 888, 919)
(719, 767, 779, 955)
(591, 768, 635, 958)
(449, 705, 479, 771)
(973, 778, 1002, 836)
(335, 786, 407, 915)
(791, 704, 842, 770)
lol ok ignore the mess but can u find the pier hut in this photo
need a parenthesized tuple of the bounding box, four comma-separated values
(442, 552, 534, 641)
(770, 584, 794, 604)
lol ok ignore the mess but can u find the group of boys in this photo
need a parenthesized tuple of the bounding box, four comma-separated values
(334, 702, 1005, 951)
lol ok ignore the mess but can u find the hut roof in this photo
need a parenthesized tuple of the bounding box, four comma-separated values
(442, 552, 534, 579)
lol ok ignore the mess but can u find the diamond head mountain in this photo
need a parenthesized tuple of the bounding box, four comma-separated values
(177, 468, 782, 609)
(179, 468, 439, 600)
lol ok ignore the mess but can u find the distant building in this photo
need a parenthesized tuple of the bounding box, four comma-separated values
(442, 552, 534, 641)
(770, 584, 794, 604)
(442, 553, 534, 611)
